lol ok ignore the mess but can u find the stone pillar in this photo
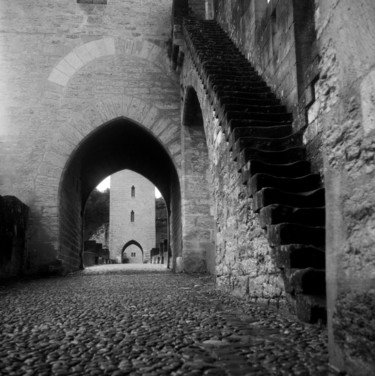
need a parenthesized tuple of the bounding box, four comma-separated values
(181, 88, 216, 273)
(316, 1, 375, 373)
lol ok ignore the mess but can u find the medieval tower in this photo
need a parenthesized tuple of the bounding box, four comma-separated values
(109, 170, 156, 264)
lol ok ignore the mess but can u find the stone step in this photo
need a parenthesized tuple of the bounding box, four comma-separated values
(271, 244, 325, 269)
(201, 61, 256, 72)
(228, 125, 293, 149)
(241, 160, 311, 182)
(207, 79, 267, 93)
(197, 53, 251, 67)
(248, 173, 321, 195)
(213, 86, 272, 96)
(224, 111, 293, 124)
(224, 119, 292, 139)
(216, 95, 278, 112)
(238, 146, 306, 170)
(189, 38, 238, 46)
(210, 79, 269, 90)
(221, 103, 287, 115)
(254, 187, 325, 212)
(207, 73, 264, 82)
(283, 268, 326, 296)
(218, 96, 280, 109)
(201, 67, 258, 81)
(212, 91, 277, 106)
(191, 43, 240, 52)
(185, 18, 328, 325)
(267, 223, 325, 247)
(259, 204, 325, 227)
(232, 133, 303, 156)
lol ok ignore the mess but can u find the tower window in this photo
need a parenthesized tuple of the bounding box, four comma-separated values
(131, 210, 135, 222)
(131, 185, 135, 197)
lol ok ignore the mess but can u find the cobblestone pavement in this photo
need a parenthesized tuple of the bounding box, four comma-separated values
(0, 265, 334, 376)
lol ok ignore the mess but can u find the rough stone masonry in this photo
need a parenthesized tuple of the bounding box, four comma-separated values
(1, 1, 375, 374)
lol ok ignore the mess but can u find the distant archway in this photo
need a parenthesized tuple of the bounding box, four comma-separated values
(58, 117, 181, 272)
(122, 240, 143, 264)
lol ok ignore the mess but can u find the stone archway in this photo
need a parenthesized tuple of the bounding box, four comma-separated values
(58, 117, 181, 273)
(122, 240, 144, 264)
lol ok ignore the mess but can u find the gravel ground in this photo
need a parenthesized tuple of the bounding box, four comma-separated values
(0, 264, 334, 376)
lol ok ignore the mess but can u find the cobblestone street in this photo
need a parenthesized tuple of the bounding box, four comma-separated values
(0, 265, 331, 376)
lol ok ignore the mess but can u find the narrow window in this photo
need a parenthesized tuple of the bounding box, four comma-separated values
(131, 185, 135, 197)
(131, 210, 135, 222)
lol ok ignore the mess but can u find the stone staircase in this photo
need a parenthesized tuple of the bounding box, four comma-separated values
(183, 19, 326, 323)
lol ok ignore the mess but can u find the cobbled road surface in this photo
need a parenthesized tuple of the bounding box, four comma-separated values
(0, 265, 332, 376)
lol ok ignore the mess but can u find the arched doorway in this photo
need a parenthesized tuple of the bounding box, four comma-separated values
(181, 87, 216, 273)
(58, 117, 181, 272)
(122, 240, 143, 264)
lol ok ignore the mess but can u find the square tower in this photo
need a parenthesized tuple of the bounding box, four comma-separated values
(109, 170, 156, 263)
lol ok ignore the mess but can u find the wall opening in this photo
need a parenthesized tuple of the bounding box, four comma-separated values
(58, 117, 181, 272)
(122, 240, 143, 264)
(181, 87, 216, 274)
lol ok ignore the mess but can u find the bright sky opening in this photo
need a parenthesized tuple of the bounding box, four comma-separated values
(96, 176, 162, 198)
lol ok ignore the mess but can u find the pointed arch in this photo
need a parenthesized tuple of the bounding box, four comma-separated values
(58, 117, 181, 272)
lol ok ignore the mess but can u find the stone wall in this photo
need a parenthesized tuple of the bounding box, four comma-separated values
(181, 53, 285, 306)
(89, 223, 109, 249)
(214, 0, 297, 110)
(315, 0, 375, 373)
(0, 0, 181, 273)
(83, 240, 110, 266)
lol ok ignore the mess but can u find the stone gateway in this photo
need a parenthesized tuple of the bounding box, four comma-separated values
(0, 1, 374, 374)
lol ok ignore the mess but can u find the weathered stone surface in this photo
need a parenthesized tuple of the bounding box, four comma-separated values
(0, 265, 332, 376)
(182, 17, 328, 325)
(0, 0, 181, 274)
(315, 0, 375, 373)
(333, 291, 375, 375)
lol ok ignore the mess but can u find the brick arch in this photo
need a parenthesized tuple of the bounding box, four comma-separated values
(48, 37, 165, 87)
